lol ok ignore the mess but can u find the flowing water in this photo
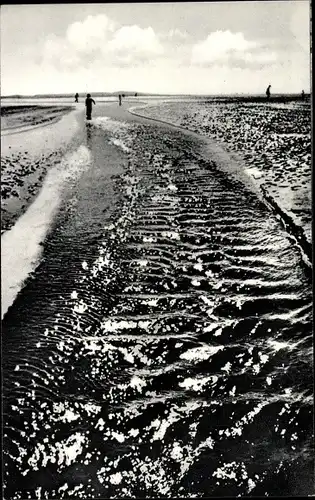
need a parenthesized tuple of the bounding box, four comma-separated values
(2, 108, 313, 498)
(135, 99, 311, 248)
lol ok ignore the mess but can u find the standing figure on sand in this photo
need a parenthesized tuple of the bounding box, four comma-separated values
(75, 93, 79, 103)
(266, 84, 271, 99)
(119, 94, 122, 106)
(85, 93, 96, 120)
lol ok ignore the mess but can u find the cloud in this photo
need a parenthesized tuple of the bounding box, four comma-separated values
(5, 8, 308, 96)
(66, 14, 116, 52)
(167, 28, 188, 40)
(191, 31, 256, 64)
(191, 30, 276, 67)
(41, 15, 164, 70)
(107, 25, 164, 65)
(108, 25, 163, 54)
(242, 51, 277, 65)
(42, 35, 81, 70)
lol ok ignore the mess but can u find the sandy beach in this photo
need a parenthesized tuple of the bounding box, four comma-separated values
(2, 99, 313, 498)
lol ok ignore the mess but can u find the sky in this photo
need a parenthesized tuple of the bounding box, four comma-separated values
(0, 1, 311, 95)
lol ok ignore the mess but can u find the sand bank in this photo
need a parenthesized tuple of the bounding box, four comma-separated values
(1, 106, 83, 233)
(1, 144, 92, 318)
(1, 105, 74, 134)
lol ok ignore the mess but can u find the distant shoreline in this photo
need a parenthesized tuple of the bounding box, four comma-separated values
(1, 92, 310, 100)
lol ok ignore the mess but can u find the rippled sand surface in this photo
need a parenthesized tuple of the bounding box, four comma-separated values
(135, 99, 311, 247)
(2, 107, 313, 498)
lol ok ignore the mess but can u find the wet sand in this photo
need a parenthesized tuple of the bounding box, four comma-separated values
(1, 105, 73, 132)
(136, 100, 311, 249)
(2, 101, 313, 498)
(1, 105, 82, 233)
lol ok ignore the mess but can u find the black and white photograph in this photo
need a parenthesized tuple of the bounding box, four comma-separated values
(1, 1, 312, 498)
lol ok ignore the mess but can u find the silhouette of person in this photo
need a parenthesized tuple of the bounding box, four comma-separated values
(301, 90, 305, 100)
(266, 85, 271, 99)
(119, 94, 122, 106)
(135, 92, 137, 97)
(85, 93, 96, 120)
(75, 93, 79, 103)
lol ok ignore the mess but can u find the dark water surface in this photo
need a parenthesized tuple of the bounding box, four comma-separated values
(2, 108, 313, 498)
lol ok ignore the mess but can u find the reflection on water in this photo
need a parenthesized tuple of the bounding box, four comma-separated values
(86, 122, 92, 147)
(2, 116, 313, 498)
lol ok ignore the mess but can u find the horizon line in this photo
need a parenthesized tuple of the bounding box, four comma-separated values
(1, 91, 311, 98)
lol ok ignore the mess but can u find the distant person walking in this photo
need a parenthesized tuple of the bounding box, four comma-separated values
(266, 84, 271, 99)
(85, 93, 96, 120)
(75, 93, 79, 103)
(301, 90, 305, 100)
(119, 94, 122, 106)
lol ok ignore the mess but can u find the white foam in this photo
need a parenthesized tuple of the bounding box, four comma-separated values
(179, 375, 217, 391)
(112, 431, 125, 443)
(248, 478, 256, 492)
(28, 432, 86, 470)
(101, 319, 136, 332)
(130, 375, 146, 392)
(93, 116, 130, 134)
(109, 472, 123, 485)
(221, 361, 232, 374)
(143, 298, 159, 307)
(109, 138, 131, 153)
(267, 339, 294, 352)
(194, 263, 203, 271)
(191, 279, 201, 287)
(180, 345, 223, 362)
(170, 442, 184, 461)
